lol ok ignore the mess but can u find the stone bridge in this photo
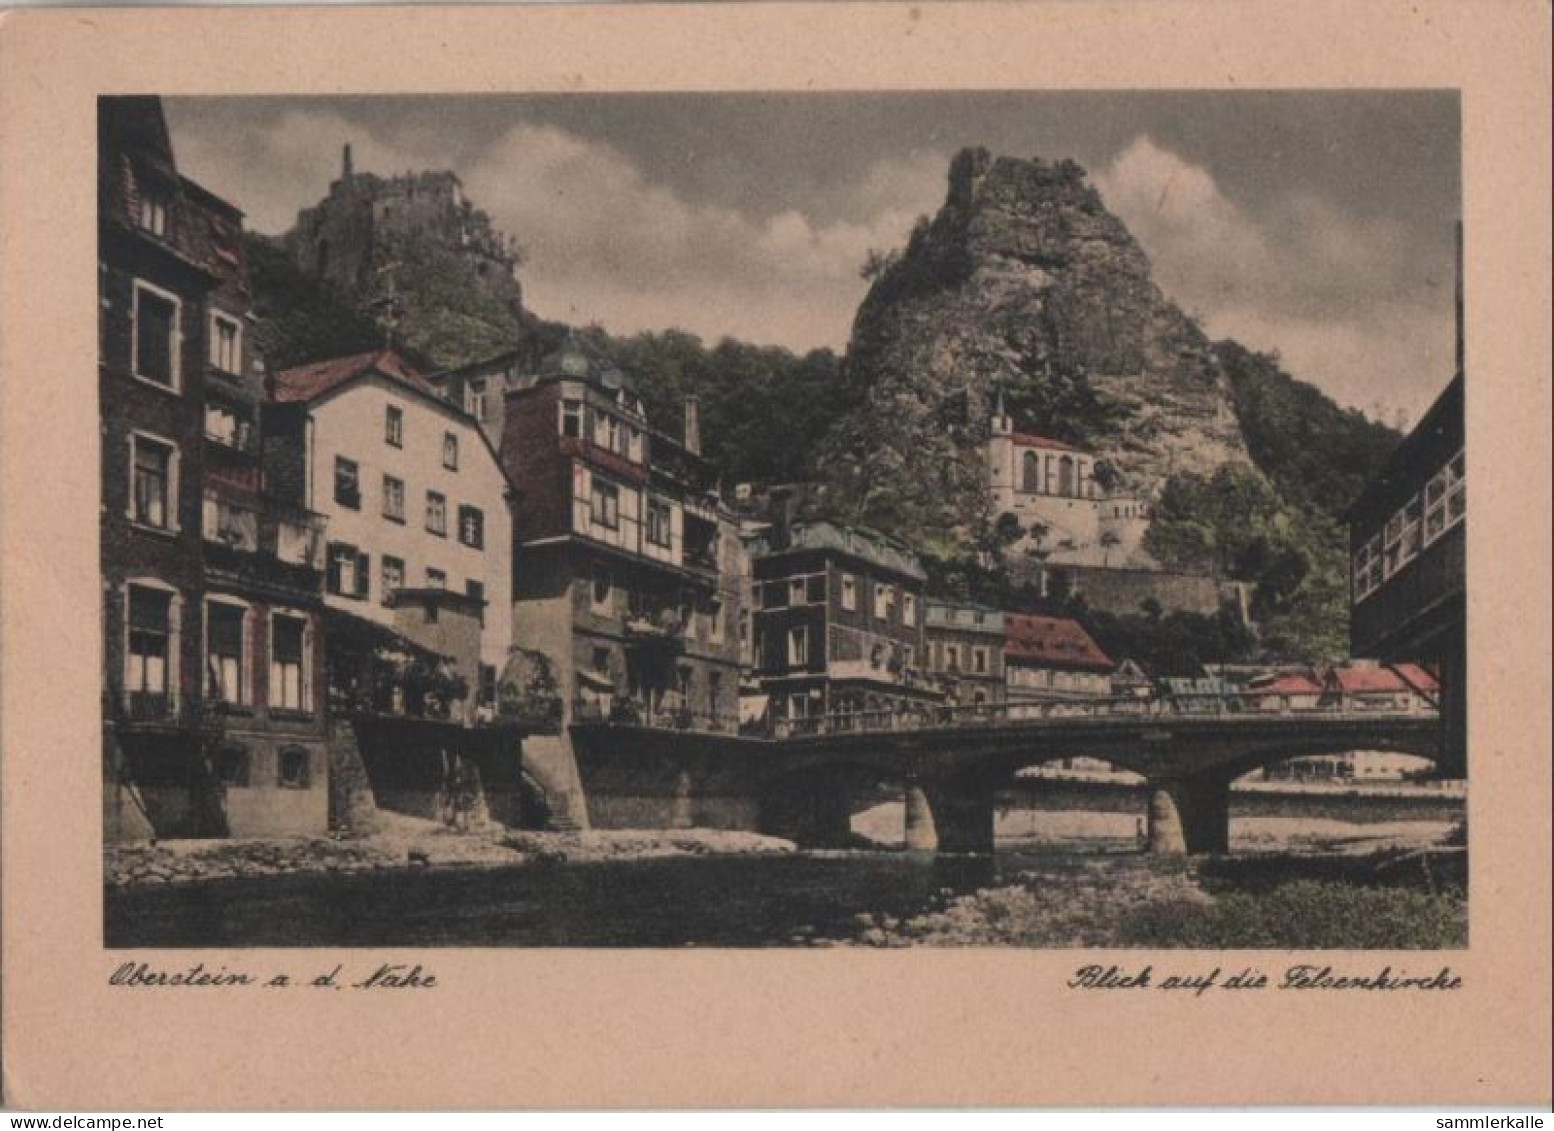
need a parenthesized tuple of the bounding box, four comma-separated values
(562, 698, 1449, 856)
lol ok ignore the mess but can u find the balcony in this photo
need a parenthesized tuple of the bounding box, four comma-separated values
(623, 611, 686, 655)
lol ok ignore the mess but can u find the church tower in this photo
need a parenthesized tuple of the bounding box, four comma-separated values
(987, 384, 1016, 504)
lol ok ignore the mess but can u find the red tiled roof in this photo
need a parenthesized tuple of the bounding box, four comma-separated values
(1010, 432, 1084, 454)
(271, 349, 437, 404)
(1004, 613, 1114, 672)
(1324, 663, 1439, 695)
(1252, 672, 1323, 695)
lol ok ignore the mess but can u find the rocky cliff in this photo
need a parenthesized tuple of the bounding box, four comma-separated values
(824, 147, 1255, 547)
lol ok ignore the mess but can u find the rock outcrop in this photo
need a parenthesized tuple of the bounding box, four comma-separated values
(825, 147, 1255, 546)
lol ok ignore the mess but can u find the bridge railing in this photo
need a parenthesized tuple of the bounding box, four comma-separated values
(571, 696, 749, 735)
(766, 690, 1438, 739)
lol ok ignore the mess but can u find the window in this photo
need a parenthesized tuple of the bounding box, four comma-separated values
(840, 574, 857, 611)
(458, 505, 484, 549)
(201, 494, 259, 552)
(902, 592, 917, 627)
(626, 427, 644, 463)
(137, 184, 169, 236)
(443, 432, 459, 470)
(334, 457, 360, 509)
(762, 581, 788, 610)
(131, 435, 175, 529)
(381, 556, 404, 605)
(268, 615, 307, 711)
(1446, 453, 1465, 525)
(972, 648, 988, 675)
(209, 313, 241, 373)
(591, 567, 612, 614)
(425, 491, 447, 536)
(561, 400, 583, 439)
(787, 625, 810, 667)
(1427, 450, 1466, 543)
(789, 693, 813, 720)
(326, 542, 369, 599)
(708, 598, 725, 644)
(203, 404, 249, 449)
(873, 583, 895, 621)
(465, 579, 485, 625)
(216, 745, 250, 788)
(466, 379, 488, 423)
(426, 567, 447, 590)
(277, 746, 311, 789)
(382, 475, 405, 522)
(592, 647, 611, 675)
(1022, 450, 1040, 492)
(590, 480, 620, 530)
(789, 578, 807, 606)
(126, 585, 173, 711)
(385, 404, 404, 447)
(595, 412, 622, 453)
(1382, 495, 1423, 578)
(945, 645, 961, 672)
(1353, 533, 1383, 601)
(133, 283, 179, 388)
(646, 500, 673, 548)
(204, 601, 247, 705)
(806, 575, 826, 605)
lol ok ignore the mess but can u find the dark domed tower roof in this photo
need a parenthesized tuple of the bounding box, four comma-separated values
(536, 332, 638, 397)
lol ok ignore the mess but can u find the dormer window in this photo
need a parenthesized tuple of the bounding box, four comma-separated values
(137, 184, 169, 237)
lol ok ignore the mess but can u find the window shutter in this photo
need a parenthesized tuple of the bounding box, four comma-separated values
(356, 552, 371, 598)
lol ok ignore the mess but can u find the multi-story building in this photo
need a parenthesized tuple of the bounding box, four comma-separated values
(435, 338, 746, 731)
(1003, 613, 1115, 702)
(986, 390, 1153, 569)
(433, 339, 745, 826)
(923, 600, 1006, 706)
(1345, 371, 1465, 772)
(269, 348, 515, 713)
(100, 96, 331, 840)
(748, 520, 941, 724)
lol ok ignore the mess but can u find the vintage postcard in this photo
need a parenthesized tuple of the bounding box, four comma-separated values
(1, 0, 1549, 1110)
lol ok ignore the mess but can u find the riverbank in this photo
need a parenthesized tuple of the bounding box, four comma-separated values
(828, 845, 1467, 949)
(104, 816, 796, 888)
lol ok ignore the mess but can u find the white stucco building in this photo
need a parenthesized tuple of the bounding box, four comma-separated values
(986, 390, 1153, 568)
(271, 349, 514, 677)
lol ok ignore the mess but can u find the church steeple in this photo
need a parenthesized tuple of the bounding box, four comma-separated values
(991, 384, 1013, 436)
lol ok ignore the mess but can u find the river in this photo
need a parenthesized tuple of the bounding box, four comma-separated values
(106, 790, 1460, 948)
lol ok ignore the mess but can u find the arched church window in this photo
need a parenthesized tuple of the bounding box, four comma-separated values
(1022, 451, 1040, 492)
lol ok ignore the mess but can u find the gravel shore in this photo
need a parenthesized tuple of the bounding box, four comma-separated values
(104, 817, 796, 888)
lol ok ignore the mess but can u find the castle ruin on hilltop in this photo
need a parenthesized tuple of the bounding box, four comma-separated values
(283, 145, 524, 313)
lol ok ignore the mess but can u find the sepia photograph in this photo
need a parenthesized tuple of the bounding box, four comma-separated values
(99, 90, 1468, 950)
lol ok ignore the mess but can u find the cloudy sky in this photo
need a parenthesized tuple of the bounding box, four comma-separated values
(165, 92, 1459, 425)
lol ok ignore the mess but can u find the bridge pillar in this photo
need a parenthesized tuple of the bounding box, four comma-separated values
(1147, 776, 1230, 856)
(925, 777, 997, 856)
(903, 777, 938, 852)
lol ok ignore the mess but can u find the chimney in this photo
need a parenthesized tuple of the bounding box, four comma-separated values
(342, 143, 354, 186)
(1454, 220, 1465, 377)
(683, 395, 702, 456)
